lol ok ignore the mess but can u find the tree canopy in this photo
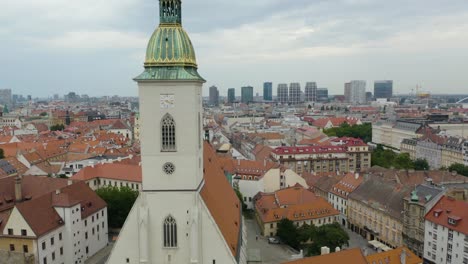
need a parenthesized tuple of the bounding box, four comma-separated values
(96, 186, 139, 228)
(448, 163, 468, 177)
(276, 220, 349, 256)
(323, 123, 372, 143)
(277, 219, 301, 249)
(50, 124, 65, 131)
(413, 159, 430, 171)
(371, 145, 429, 170)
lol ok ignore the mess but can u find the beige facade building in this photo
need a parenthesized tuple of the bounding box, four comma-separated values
(271, 138, 371, 174)
(372, 120, 423, 149)
(402, 184, 444, 258)
(255, 187, 339, 237)
(348, 178, 411, 248)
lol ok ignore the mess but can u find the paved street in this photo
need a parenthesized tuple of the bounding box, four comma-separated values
(342, 226, 376, 256)
(245, 219, 297, 264)
(85, 243, 114, 264)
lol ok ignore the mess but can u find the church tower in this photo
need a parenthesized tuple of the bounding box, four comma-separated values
(107, 1, 246, 263)
(136, 0, 205, 191)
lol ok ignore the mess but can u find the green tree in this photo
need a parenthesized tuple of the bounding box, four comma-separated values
(96, 186, 139, 228)
(323, 123, 372, 143)
(40, 112, 48, 117)
(276, 218, 300, 249)
(233, 186, 247, 211)
(50, 124, 65, 131)
(414, 159, 430, 171)
(301, 223, 349, 256)
(0, 148, 4, 159)
(394, 153, 414, 169)
(448, 163, 468, 176)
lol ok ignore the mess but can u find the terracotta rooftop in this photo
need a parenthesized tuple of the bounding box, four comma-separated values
(425, 195, 468, 235)
(275, 186, 318, 206)
(0, 176, 71, 212)
(71, 162, 142, 183)
(330, 173, 364, 198)
(272, 146, 346, 155)
(15, 181, 106, 237)
(201, 142, 241, 258)
(256, 187, 339, 223)
(282, 248, 367, 264)
(366, 246, 422, 264)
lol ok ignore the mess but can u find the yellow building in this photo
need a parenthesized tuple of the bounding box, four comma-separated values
(255, 187, 339, 236)
(348, 178, 411, 248)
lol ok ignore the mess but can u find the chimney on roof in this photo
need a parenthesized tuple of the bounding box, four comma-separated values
(15, 175, 22, 203)
(335, 247, 341, 252)
(67, 179, 73, 186)
(355, 173, 359, 180)
(400, 248, 407, 264)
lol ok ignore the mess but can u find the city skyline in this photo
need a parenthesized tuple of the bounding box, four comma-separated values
(1, 0, 468, 97)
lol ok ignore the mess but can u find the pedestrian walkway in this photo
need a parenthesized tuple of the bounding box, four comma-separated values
(85, 243, 114, 264)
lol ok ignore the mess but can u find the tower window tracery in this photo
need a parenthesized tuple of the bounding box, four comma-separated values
(161, 113, 176, 152)
(163, 215, 177, 248)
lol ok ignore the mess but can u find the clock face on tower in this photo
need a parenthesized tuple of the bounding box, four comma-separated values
(160, 94, 175, 109)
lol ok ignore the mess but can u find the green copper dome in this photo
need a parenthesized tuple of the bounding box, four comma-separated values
(144, 25, 197, 68)
(135, 0, 204, 81)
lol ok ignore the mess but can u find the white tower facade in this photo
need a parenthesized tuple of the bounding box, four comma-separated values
(107, 1, 247, 264)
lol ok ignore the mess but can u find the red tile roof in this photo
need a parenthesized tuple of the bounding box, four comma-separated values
(201, 142, 241, 258)
(425, 196, 468, 235)
(256, 187, 339, 223)
(366, 246, 422, 264)
(282, 248, 367, 264)
(273, 146, 346, 155)
(16, 181, 106, 237)
(71, 163, 142, 183)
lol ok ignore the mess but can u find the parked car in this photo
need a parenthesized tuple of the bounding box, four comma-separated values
(268, 237, 280, 244)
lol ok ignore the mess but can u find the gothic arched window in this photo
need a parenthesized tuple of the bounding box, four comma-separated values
(161, 114, 176, 152)
(163, 215, 177, 248)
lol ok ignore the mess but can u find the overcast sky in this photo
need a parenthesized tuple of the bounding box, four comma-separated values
(1, 0, 468, 97)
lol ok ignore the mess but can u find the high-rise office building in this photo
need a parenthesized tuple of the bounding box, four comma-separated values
(241, 86, 254, 103)
(347, 80, 366, 104)
(208, 85, 219, 106)
(317, 88, 329, 102)
(227, 88, 236, 103)
(374, 80, 393, 100)
(263, 82, 273, 101)
(304, 82, 317, 102)
(344, 82, 351, 102)
(289, 83, 301, 105)
(277, 84, 288, 104)
(366, 92, 373, 102)
(0, 89, 12, 107)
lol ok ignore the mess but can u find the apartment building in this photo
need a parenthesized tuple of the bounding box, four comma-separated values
(255, 187, 339, 237)
(402, 184, 444, 257)
(0, 177, 108, 264)
(328, 172, 364, 228)
(423, 196, 468, 264)
(270, 138, 371, 174)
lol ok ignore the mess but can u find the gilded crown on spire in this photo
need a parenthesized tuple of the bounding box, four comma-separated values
(160, 0, 182, 24)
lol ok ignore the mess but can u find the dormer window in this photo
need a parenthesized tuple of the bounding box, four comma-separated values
(448, 216, 461, 226)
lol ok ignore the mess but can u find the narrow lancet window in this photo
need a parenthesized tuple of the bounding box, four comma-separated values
(163, 215, 177, 248)
(161, 113, 176, 152)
